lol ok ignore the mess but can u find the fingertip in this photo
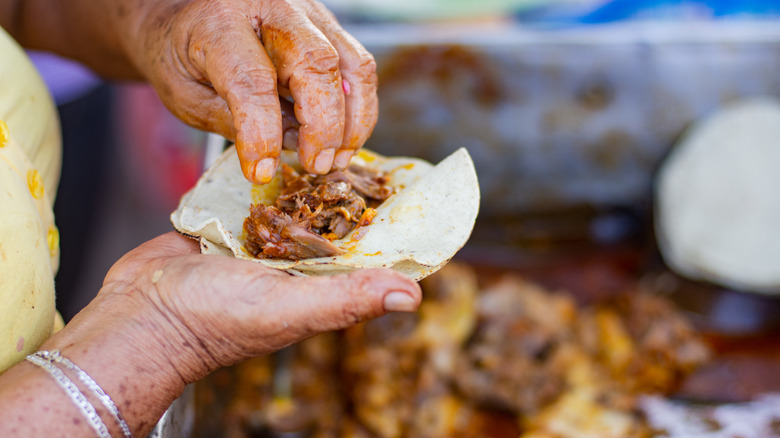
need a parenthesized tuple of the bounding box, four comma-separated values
(383, 291, 419, 313)
(347, 267, 422, 311)
(313, 148, 336, 174)
(234, 117, 281, 184)
(241, 156, 278, 184)
(253, 157, 278, 183)
(333, 149, 354, 169)
(294, 268, 420, 331)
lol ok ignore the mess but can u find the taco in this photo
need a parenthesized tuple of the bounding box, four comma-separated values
(171, 147, 479, 280)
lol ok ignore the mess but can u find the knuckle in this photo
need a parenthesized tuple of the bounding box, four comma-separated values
(188, 0, 234, 38)
(336, 275, 376, 326)
(342, 47, 377, 82)
(298, 45, 340, 75)
(340, 300, 363, 326)
(204, 0, 234, 20)
(225, 64, 277, 99)
(357, 50, 377, 74)
(260, 0, 298, 21)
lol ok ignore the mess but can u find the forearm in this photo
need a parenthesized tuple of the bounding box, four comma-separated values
(0, 292, 187, 437)
(0, 0, 150, 79)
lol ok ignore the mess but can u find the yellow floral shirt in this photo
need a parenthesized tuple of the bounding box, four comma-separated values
(0, 26, 62, 373)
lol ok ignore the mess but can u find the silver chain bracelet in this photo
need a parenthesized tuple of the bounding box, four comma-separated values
(26, 353, 111, 438)
(33, 350, 133, 438)
(26, 350, 133, 438)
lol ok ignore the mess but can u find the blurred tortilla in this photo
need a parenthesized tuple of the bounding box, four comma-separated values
(171, 147, 479, 280)
(655, 98, 780, 294)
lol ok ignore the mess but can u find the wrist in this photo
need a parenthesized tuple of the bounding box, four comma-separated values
(11, 0, 144, 79)
(38, 288, 193, 436)
(113, 0, 188, 83)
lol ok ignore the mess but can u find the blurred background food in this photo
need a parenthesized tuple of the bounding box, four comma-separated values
(191, 262, 712, 438)
(29, 0, 780, 436)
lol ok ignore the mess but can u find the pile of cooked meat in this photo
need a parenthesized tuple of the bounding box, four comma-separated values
(243, 163, 393, 260)
(194, 262, 710, 438)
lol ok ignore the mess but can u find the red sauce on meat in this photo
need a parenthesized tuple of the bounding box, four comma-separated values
(243, 163, 392, 260)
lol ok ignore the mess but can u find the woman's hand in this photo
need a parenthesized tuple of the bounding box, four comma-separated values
(99, 232, 420, 381)
(2, 0, 378, 183)
(0, 232, 419, 437)
(124, 0, 378, 183)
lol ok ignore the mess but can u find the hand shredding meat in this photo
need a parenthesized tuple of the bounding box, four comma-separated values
(244, 163, 393, 260)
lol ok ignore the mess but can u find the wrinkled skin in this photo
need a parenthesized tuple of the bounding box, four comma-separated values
(2, 0, 378, 183)
(0, 233, 420, 436)
(132, 0, 379, 182)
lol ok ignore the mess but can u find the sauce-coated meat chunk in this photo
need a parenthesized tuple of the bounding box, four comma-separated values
(244, 163, 392, 260)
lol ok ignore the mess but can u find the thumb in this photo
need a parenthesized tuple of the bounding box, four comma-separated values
(240, 268, 421, 353)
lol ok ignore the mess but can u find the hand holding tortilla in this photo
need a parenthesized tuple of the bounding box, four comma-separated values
(172, 147, 480, 280)
(0, 232, 422, 437)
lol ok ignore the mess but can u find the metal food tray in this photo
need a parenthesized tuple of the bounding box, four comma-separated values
(354, 20, 780, 216)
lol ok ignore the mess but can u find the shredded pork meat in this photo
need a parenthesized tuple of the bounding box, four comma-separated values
(244, 162, 393, 260)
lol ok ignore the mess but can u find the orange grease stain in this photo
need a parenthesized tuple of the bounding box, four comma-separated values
(356, 149, 379, 162)
(358, 208, 377, 227)
(387, 162, 416, 179)
(250, 173, 283, 204)
(342, 208, 377, 247)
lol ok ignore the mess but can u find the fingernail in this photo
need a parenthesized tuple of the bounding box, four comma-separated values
(253, 158, 277, 183)
(333, 149, 354, 169)
(313, 148, 335, 174)
(383, 291, 418, 313)
(342, 79, 351, 95)
(283, 128, 298, 150)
